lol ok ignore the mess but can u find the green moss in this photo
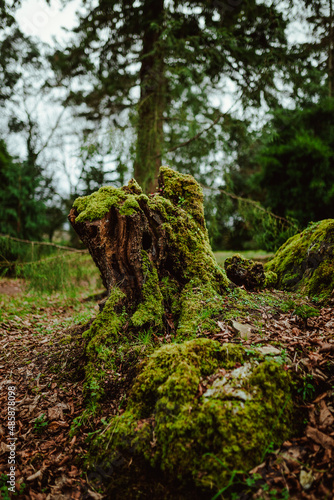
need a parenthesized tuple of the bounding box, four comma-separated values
(264, 270, 278, 288)
(73, 185, 142, 222)
(149, 192, 229, 293)
(131, 252, 164, 328)
(224, 254, 265, 290)
(84, 287, 125, 345)
(177, 280, 224, 338)
(159, 166, 206, 228)
(118, 196, 141, 216)
(160, 275, 182, 318)
(83, 287, 126, 404)
(266, 219, 334, 300)
(123, 178, 143, 195)
(90, 339, 294, 494)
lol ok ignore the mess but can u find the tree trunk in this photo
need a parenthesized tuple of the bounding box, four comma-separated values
(134, 0, 165, 194)
(329, 0, 333, 97)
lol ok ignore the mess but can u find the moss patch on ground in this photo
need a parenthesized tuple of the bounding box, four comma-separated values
(89, 339, 295, 497)
(265, 219, 334, 301)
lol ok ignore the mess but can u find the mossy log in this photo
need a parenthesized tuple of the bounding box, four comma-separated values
(69, 166, 228, 320)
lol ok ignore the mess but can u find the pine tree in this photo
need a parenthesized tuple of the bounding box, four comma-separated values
(50, 0, 290, 192)
(0, 139, 47, 239)
(286, 0, 334, 102)
(254, 98, 334, 226)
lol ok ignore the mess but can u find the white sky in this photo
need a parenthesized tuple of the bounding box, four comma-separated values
(15, 0, 80, 44)
(15, 0, 311, 45)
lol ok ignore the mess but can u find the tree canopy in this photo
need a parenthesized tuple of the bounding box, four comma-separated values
(50, 0, 290, 192)
(255, 98, 334, 226)
(0, 139, 48, 239)
(1, 0, 333, 247)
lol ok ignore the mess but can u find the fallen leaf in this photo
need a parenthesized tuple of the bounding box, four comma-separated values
(87, 490, 104, 500)
(319, 400, 334, 429)
(306, 425, 334, 449)
(319, 343, 334, 353)
(27, 469, 43, 481)
(300, 469, 314, 490)
(0, 442, 9, 454)
(313, 392, 328, 403)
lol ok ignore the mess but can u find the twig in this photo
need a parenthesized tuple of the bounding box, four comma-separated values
(200, 184, 299, 229)
(0, 234, 87, 253)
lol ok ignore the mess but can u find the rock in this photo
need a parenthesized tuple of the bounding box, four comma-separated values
(90, 339, 295, 496)
(224, 254, 265, 290)
(265, 219, 334, 301)
(256, 346, 282, 356)
(232, 320, 253, 340)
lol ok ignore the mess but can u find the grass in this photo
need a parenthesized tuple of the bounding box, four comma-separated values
(214, 250, 274, 267)
(0, 252, 103, 341)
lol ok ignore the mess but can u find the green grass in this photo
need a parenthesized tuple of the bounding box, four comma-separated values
(214, 250, 274, 267)
(0, 251, 103, 332)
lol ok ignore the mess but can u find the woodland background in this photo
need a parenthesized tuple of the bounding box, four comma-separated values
(1, 0, 334, 253)
(1, 3, 334, 499)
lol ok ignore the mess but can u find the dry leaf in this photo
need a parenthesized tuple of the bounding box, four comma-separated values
(87, 490, 104, 500)
(306, 425, 334, 449)
(300, 469, 314, 490)
(318, 400, 334, 429)
(27, 469, 43, 481)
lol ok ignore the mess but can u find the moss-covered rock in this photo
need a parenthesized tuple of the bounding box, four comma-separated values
(224, 254, 266, 290)
(265, 219, 334, 301)
(89, 338, 295, 496)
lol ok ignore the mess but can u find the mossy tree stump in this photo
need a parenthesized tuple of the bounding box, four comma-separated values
(69, 166, 228, 328)
(68, 167, 296, 497)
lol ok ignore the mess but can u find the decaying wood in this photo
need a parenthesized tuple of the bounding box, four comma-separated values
(69, 188, 167, 305)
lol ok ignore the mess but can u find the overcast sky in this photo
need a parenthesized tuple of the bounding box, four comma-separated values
(15, 0, 310, 45)
(15, 0, 80, 44)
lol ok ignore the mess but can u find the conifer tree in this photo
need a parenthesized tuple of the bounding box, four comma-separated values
(0, 139, 48, 239)
(50, 0, 290, 192)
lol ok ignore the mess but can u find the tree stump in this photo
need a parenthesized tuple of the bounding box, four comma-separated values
(69, 166, 228, 327)
(68, 168, 296, 499)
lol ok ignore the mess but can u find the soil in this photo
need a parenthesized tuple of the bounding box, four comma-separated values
(0, 280, 25, 297)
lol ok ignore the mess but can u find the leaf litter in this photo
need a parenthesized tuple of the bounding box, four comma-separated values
(0, 280, 334, 499)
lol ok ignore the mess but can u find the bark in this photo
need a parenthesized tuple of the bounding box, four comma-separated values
(134, 0, 165, 194)
(69, 181, 167, 306)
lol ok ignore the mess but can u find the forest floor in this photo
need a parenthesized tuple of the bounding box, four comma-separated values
(0, 258, 334, 499)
